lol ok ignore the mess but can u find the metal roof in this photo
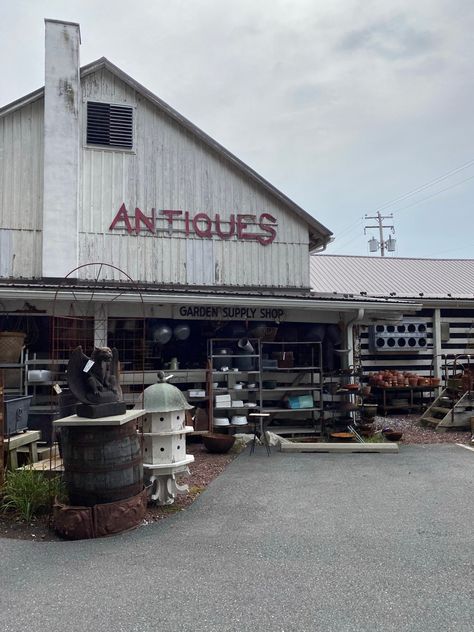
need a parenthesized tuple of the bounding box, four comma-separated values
(311, 255, 474, 300)
(0, 57, 332, 251)
(0, 279, 418, 312)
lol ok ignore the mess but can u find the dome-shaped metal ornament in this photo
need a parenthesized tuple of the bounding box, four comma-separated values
(143, 371, 193, 412)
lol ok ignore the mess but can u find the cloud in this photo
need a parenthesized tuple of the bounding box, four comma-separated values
(338, 14, 437, 60)
(1, 0, 473, 258)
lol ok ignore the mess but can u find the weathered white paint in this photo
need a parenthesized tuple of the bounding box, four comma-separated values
(0, 229, 41, 278)
(42, 19, 81, 278)
(0, 229, 13, 277)
(78, 70, 311, 288)
(0, 29, 318, 287)
(0, 97, 44, 278)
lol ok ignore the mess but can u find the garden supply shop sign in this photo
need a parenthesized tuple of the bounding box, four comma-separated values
(174, 305, 286, 321)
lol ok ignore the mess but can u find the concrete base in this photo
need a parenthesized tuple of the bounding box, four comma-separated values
(281, 442, 399, 453)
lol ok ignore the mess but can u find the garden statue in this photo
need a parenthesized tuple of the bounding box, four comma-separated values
(67, 346, 127, 418)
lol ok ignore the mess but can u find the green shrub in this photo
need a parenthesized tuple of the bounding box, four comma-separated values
(1, 469, 65, 522)
(362, 433, 387, 443)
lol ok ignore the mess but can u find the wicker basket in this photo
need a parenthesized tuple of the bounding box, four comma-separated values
(0, 332, 26, 363)
(262, 326, 279, 341)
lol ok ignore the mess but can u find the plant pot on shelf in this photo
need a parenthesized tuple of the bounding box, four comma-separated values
(330, 432, 355, 442)
(345, 383, 359, 391)
(360, 404, 378, 416)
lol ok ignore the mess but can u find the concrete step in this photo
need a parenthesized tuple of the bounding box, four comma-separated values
(420, 416, 441, 427)
(16, 444, 60, 460)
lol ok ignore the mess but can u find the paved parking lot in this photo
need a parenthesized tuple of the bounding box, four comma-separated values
(1, 444, 473, 632)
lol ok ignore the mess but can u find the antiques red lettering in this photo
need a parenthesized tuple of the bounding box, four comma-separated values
(134, 207, 156, 234)
(257, 213, 277, 245)
(192, 213, 213, 238)
(109, 203, 134, 234)
(109, 205, 277, 245)
(161, 210, 183, 228)
(237, 214, 257, 240)
(215, 213, 236, 239)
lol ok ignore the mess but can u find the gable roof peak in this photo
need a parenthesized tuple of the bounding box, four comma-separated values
(0, 56, 332, 249)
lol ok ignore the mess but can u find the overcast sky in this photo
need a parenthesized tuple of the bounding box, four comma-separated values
(1, 0, 473, 258)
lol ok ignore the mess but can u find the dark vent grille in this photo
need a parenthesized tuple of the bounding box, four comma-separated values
(87, 102, 133, 149)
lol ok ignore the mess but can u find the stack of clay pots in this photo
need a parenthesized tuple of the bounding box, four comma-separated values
(357, 403, 378, 437)
(368, 370, 439, 388)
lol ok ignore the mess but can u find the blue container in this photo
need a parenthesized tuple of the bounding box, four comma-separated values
(3, 395, 32, 436)
(287, 395, 314, 409)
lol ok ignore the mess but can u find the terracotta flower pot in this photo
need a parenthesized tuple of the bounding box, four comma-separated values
(383, 430, 403, 442)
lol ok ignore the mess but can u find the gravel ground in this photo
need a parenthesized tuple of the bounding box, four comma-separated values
(0, 441, 239, 541)
(374, 413, 471, 444)
(142, 441, 240, 524)
(1, 417, 470, 541)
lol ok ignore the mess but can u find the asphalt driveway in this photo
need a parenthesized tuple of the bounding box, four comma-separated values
(1, 444, 473, 632)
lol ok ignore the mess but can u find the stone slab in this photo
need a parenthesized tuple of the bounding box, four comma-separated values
(53, 409, 146, 427)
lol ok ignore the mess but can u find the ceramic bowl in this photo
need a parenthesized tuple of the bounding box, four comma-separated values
(213, 417, 230, 426)
(203, 433, 235, 454)
(231, 415, 247, 425)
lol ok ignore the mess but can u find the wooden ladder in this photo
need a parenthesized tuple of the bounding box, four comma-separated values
(420, 387, 473, 431)
(419, 388, 453, 429)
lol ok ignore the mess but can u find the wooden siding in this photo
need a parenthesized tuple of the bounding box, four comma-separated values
(78, 70, 310, 287)
(439, 309, 474, 358)
(0, 100, 43, 278)
(358, 308, 474, 376)
(0, 229, 41, 278)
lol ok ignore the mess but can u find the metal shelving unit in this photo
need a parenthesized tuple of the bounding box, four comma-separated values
(208, 339, 324, 436)
(258, 341, 324, 436)
(208, 338, 261, 431)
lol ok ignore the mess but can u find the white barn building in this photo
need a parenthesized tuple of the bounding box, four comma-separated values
(0, 20, 418, 436)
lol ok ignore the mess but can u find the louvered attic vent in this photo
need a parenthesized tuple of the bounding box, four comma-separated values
(87, 101, 133, 149)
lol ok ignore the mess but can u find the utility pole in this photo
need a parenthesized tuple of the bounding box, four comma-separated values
(364, 212, 396, 256)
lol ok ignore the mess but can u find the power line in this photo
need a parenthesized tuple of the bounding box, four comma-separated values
(391, 173, 474, 215)
(371, 158, 474, 214)
(329, 230, 366, 254)
(332, 216, 364, 241)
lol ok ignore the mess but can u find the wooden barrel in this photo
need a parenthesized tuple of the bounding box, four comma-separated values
(61, 424, 143, 507)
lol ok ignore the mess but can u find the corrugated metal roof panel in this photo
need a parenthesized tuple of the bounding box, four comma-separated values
(311, 255, 474, 299)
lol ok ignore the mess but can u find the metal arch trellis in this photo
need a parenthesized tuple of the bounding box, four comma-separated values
(51, 262, 147, 409)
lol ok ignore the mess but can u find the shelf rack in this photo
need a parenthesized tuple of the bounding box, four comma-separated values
(208, 338, 324, 436)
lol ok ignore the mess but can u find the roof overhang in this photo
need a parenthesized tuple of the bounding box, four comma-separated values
(0, 285, 421, 318)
